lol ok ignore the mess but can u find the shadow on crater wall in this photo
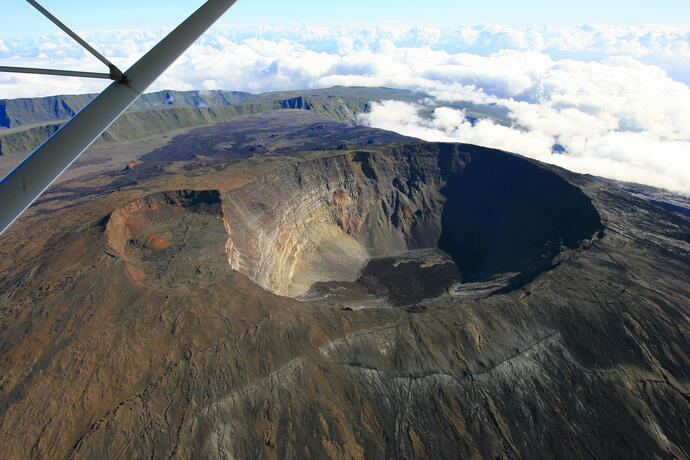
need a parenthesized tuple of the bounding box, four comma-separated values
(434, 144, 603, 283)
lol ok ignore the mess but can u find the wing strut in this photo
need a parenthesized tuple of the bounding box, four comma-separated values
(0, 0, 237, 235)
(0, 0, 123, 80)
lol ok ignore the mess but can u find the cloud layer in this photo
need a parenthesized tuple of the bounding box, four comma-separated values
(1, 23, 689, 192)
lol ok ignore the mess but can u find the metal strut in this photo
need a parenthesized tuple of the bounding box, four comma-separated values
(0, 65, 113, 80)
(0, 0, 238, 235)
(0, 0, 123, 80)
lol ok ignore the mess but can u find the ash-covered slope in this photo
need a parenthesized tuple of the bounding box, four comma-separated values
(0, 111, 688, 459)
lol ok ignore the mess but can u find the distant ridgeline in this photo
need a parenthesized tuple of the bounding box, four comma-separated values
(0, 86, 509, 156)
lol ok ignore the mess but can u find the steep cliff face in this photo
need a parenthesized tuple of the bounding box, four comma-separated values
(0, 90, 250, 129)
(222, 143, 601, 299)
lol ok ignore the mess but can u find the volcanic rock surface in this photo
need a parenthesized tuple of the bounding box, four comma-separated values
(0, 110, 688, 460)
(105, 190, 228, 290)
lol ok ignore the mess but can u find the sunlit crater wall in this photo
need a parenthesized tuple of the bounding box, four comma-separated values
(221, 144, 602, 297)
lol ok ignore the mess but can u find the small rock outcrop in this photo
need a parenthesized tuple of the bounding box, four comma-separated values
(106, 190, 229, 290)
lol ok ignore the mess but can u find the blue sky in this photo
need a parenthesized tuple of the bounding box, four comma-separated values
(2, 0, 690, 38)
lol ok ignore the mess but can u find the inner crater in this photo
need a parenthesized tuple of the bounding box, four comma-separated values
(221, 143, 602, 306)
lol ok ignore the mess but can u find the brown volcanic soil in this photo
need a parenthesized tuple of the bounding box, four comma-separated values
(0, 110, 688, 459)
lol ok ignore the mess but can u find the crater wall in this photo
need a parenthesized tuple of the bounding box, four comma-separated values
(222, 151, 445, 296)
(221, 143, 602, 298)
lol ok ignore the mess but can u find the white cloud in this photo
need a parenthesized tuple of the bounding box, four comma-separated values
(0, 23, 688, 192)
(359, 101, 690, 193)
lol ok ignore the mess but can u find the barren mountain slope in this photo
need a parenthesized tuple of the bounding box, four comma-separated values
(0, 110, 688, 459)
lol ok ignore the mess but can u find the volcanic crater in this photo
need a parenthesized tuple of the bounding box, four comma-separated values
(2, 107, 688, 460)
(107, 142, 602, 306)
